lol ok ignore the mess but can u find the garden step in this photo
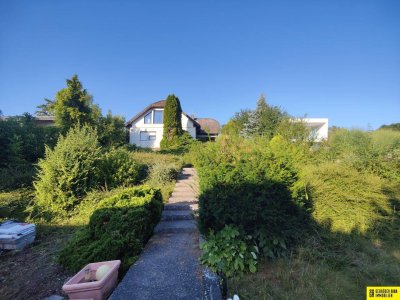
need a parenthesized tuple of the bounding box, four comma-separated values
(164, 203, 198, 211)
(175, 181, 196, 187)
(168, 198, 197, 204)
(171, 191, 197, 198)
(161, 210, 193, 221)
(174, 185, 196, 193)
(177, 174, 194, 180)
(154, 220, 197, 234)
(164, 203, 192, 210)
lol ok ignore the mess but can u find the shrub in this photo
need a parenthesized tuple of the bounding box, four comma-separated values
(130, 151, 183, 167)
(34, 126, 101, 217)
(97, 148, 146, 189)
(200, 225, 258, 278)
(0, 114, 60, 190)
(0, 189, 33, 222)
(97, 112, 128, 148)
(0, 163, 36, 191)
(160, 131, 196, 154)
(300, 162, 392, 233)
(58, 185, 162, 272)
(0, 114, 60, 167)
(370, 129, 400, 182)
(148, 160, 180, 185)
(318, 128, 400, 182)
(194, 136, 311, 256)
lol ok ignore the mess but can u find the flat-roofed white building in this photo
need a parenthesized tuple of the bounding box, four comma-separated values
(302, 118, 329, 142)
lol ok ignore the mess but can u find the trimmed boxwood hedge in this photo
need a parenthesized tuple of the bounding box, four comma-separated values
(58, 185, 162, 272)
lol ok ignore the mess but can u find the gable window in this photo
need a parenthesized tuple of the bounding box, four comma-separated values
(144, 112, 152, 124)
(140, 131, 156, 141)
(154, 110, 163, 124)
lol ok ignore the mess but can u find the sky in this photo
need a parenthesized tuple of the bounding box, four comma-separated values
(0, 1, 399, 129)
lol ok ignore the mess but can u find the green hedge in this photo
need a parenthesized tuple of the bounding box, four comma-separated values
(58, 185, 162, 272)
(194, 136, 311, 257)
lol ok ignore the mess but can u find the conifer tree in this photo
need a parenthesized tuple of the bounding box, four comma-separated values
(160, 94, 183, 149)
(52, 75, 101, 132)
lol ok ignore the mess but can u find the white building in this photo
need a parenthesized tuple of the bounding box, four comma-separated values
(302, 118, 329, 142)
(126, 100, 221, 148)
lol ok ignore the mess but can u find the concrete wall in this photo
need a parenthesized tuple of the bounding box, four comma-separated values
(129, 109, 196, 149)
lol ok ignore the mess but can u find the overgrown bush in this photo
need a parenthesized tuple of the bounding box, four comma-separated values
(148, 161, 180, 185)
(34, 126, 101, 217)
(160, 131, 197, 154)
(58, 185, 162, 272)
(0, 114, 59, 190)
(0, 114, 59, 167)
(97, 148, 146, 189)
(300, 162, 392, 233)
(0, 163, 36, 190)
(0, 189, 33, 222)
(319, 128, 400, 182)
(194, 135, 311, 257)
(130, 151, 183, 167)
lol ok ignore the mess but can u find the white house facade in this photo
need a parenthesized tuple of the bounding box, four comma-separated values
(126, 100, 203, 149)
(302, 118, 329, 142)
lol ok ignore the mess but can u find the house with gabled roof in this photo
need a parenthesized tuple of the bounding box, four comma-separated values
(125, 100, 221, 148)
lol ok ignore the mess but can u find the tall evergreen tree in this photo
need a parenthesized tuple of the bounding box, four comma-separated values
(240, 110, 260, 138)
(160, 94, 183, 149)
(52, 75, 101, 132)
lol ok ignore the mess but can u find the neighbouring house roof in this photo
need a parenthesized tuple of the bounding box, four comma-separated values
(195, 118, 221, 136)
(1, 115, 56, 123)
(35, 116, 56, 121)
(125, 100, 199, 127)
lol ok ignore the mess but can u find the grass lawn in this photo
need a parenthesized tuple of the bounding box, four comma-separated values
(230, 221, 400, 300)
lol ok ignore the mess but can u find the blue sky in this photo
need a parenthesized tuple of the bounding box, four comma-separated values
(0, 1, 399, 129)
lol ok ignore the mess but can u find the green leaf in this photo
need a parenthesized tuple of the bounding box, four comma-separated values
(249, 263, 257, 273)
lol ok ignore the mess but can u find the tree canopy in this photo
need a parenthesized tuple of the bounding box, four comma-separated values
(44, 75, 101, 132)
(379, 123, 400, 131)
(240, 94, 287, 139)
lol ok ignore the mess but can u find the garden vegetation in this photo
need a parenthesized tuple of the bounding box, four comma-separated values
(193, 95, 400, 298)
(1, 86, 398, 299)
(0, 77, 184, 293)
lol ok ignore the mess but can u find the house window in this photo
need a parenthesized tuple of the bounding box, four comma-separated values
(154, 110, 163, 124)
(144, 112, 152, 124)
(140, 131, 156, 141)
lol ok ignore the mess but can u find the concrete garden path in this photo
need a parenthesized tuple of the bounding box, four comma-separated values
(110, 168, 221, 300)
